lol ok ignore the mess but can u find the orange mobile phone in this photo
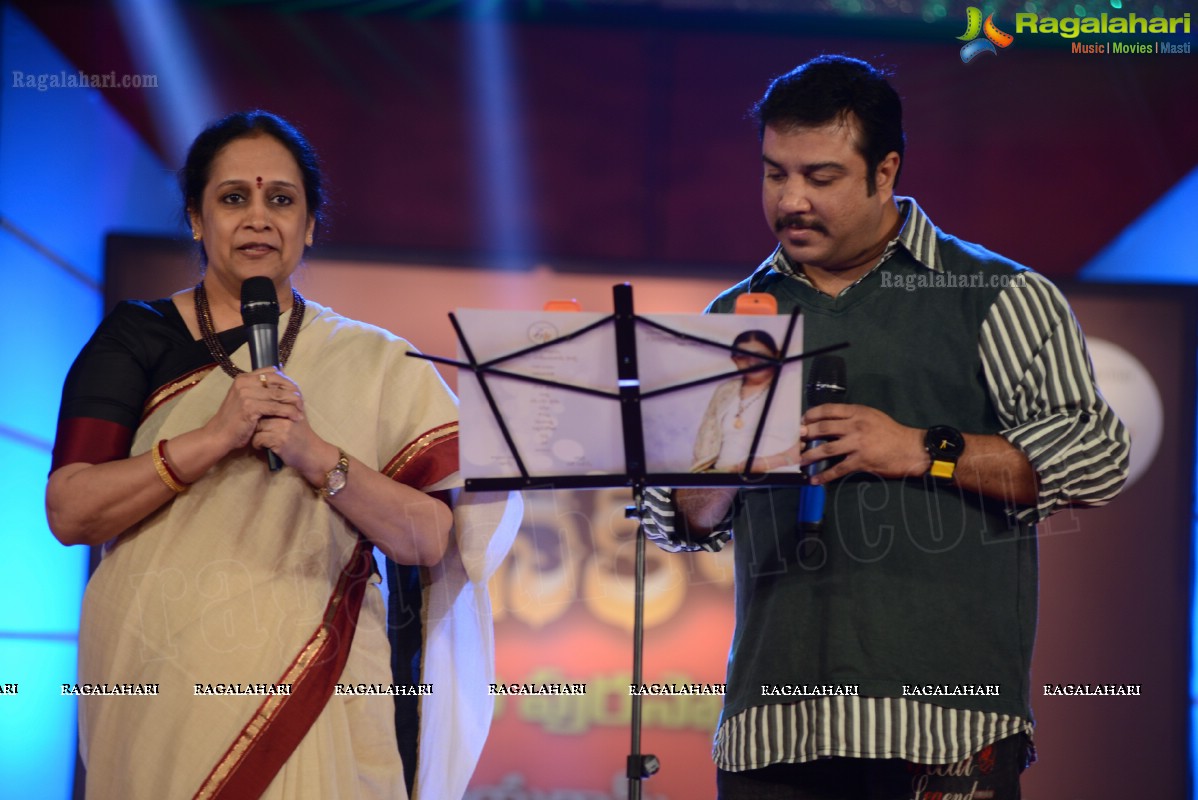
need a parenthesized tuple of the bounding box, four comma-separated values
(543, 299, 582, 312)
(735, 293, 778, 315)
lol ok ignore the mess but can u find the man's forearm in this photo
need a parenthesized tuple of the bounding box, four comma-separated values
(953, 433, 1039, 507)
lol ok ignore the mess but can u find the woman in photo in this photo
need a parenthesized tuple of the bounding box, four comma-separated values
(691, 329, 803, 473)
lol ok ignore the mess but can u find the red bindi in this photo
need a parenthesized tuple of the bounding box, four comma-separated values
(256, 176, 263, 188)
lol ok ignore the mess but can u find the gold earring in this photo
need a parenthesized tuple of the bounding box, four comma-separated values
(192, 231, 201, 242)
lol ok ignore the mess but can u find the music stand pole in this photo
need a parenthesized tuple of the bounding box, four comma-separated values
(626, 485, 659, 799)
(612, 284, 658, 798)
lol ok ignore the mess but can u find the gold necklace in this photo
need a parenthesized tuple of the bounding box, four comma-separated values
(194, 281, 306, 378)
(733, 385, 767, 430)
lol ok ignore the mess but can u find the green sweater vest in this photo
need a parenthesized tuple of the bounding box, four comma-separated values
(709, 234, 1038, 724)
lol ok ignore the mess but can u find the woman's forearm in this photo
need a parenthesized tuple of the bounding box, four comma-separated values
(314, 453, 452, 566)
(45, 427, 232, 547)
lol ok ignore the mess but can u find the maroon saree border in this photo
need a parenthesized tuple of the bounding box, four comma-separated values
(382, 421, 459, 489)
(192, 538, 375, 800)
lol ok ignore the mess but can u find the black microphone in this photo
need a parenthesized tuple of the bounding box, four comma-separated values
(241, 277, 283, 472)
(798, 356, 847, 549)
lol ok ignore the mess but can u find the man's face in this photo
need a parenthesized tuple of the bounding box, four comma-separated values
(761, 117, 897, 274)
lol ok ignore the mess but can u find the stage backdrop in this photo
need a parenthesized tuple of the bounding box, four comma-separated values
(106, 236, 1192, 798)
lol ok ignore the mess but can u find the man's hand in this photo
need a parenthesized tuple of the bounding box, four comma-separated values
(799, 403, 1039, 506)
(799, 403, 928, 485)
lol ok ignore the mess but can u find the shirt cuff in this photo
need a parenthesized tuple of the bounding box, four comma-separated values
(642, 486, 732, 553)
(1000, 411, 1130, 524)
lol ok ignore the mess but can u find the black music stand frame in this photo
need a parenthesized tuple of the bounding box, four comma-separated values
(410, 283, 845, 799)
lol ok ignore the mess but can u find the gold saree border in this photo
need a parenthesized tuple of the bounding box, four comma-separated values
(141, 364, 218, 423)
(192, 538, 374, 800)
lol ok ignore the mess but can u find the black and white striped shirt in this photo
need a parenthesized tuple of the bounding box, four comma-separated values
(643, 198, 1129, 770)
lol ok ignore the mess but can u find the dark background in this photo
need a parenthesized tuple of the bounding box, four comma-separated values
(15, 0, 1198, 277)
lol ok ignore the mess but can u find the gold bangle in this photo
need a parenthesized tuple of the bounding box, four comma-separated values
(153, 439, 188, 494)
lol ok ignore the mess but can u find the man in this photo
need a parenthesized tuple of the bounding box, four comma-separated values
(643, 55, 1129, 799)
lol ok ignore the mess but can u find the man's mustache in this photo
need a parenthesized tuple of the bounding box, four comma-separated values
(775, 214, 826, 234)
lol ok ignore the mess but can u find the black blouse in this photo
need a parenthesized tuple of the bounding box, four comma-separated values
(52, 298, 248, 470)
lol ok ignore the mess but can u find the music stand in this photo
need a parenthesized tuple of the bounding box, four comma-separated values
(410, 283, 845, 798)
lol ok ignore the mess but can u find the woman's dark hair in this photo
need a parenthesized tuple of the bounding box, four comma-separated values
(751, 55, 905, 194)
(180, 110, 326, 239)
(731, 329, 780, 358)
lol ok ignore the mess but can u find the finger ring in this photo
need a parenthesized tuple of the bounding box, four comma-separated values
(259, 374, 268, 386)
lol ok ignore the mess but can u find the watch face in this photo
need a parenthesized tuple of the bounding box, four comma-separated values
(926, 426, 965, 459)
(327, 468, 347, 494)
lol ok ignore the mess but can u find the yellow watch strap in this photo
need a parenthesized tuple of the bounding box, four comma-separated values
(929, 459, 957, 480)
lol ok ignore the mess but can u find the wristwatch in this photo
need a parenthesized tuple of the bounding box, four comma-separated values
(316, 449, 349, 499)
(924, 426, 965, 481)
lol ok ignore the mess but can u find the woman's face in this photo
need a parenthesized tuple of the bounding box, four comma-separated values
(189, 133, 314, 295)
(732, 339, 777, 385)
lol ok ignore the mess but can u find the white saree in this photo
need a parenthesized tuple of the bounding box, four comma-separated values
(77, 300, 520, 800)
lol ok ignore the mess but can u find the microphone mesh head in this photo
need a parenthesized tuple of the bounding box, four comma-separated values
(240, 277, 280, 326)
(807, 355, 847, 407)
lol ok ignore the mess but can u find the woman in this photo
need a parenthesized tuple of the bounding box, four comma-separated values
(691, 329, 803, 473)
(46, 111, 517, 799)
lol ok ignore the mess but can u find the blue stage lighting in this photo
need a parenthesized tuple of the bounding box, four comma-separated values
(467, 1, 534, 269)
(115, 0, 220, 161)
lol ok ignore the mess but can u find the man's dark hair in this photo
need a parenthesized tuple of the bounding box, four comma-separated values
(751, 55, 905, 193)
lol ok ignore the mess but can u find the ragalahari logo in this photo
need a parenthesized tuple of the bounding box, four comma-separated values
(958, 7, 1015, 62)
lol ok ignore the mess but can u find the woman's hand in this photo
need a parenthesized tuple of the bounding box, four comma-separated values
(242, 368, 321, 465)
(242, 369, 357, 499)
(202, 367, 306, 455)
(245, 368, 451, 566)
(49, 366, 451, 563)
(47, 367, 309, 548)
